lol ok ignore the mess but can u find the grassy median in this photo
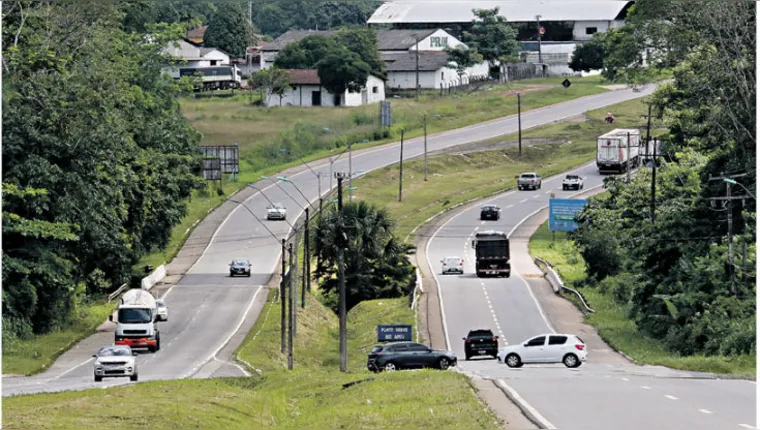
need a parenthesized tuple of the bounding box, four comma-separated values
(529, 222, 756, 377)
(3, 291, 499, 429)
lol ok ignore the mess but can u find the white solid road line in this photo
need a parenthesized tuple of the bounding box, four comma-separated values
(622, 377, 629, 381)
(641, 385, 651, 389)
(497, 380, 557, 429)
(426, 219, 454, 352)
(698, 409, 713, 414)
(515, 272, 556, 333)
(51, 357, 94, 380)
(664, 394, 678, 400)
(738, 424, 756, 429)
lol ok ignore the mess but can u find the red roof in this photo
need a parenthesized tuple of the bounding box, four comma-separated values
(286, 69, 320, 85)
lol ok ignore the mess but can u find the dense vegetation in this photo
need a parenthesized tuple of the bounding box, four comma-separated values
(311, 201, 416, 313)
(570, 0, 756, 356)
(2, 1, 204, 339)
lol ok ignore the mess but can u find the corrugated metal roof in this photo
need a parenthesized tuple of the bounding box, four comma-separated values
(287, 69, 321, 85)
(376, 29, 438, 50)
(368, 1, 633, 24)
(380, 51, 452, 71)
(263, 30, 339, 51)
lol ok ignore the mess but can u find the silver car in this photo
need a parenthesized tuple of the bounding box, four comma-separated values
(156, 299, 168, 321)
(93, 345, 138, 382)
(441, 256, 464, 274)
(266, 203, 287, 220)
(517, 172, 542, 190)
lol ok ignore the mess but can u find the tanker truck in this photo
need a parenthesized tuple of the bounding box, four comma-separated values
(109, 288, 161, 352)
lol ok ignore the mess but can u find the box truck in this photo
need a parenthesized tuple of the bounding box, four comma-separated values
(110, 289, 161, 352)
(471, 230, 510, 278)
(597, 129, 641, 174)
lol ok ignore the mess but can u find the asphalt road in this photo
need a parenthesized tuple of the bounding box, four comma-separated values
(425, 163, 757, 430)
(3, 84, 658, 397)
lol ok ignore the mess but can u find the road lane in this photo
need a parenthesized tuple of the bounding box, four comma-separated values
(3, 84, 657, 397)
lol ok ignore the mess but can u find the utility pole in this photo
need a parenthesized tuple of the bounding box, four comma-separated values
(303, 208, 309, 306)
(292, 235, 298, 337)
(415, 37, 420, 99)
(280, 238, 286, 353)
(348, 143, 353, 201)
(248, 1, 253, 26)
(398, 129, 404, 202)
(626, 132, 631, 184)
(708, 172, 748, 297)
(317, 198, 323, 271)
(317, 172, 322, 199)
(517, 93, 522, 156)
(423, 115, 428, 181)
(335, 172, 348, 372)
(536, 15, 543, 75)
(650, 139, 657, 223)
(287, 242, 294, 370)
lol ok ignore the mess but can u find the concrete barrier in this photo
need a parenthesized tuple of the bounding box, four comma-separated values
(141, 264, 167, 291)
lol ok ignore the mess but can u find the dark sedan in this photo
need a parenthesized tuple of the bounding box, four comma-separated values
(367, 341, 457, 372)
(480, 205, 501, 221)
(229, 259, 251, 277)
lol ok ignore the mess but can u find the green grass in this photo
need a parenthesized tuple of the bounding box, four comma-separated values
(2, 301, 115, 376)
(355, 97, 651, 238)
(529, 221, 756, 377)
(4, 292, 499, 429)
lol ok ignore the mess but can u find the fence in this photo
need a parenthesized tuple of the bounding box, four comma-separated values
(439, 74, 492, 95)
(534, 257, 595, 313)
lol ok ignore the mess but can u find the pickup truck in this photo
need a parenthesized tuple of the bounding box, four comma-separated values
(562, 174, 584, 190)
(517, 172, 542, 190)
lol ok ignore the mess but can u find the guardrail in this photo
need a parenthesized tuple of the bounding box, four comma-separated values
(108, 283, 129, 302)
(534, 257, 595, 314)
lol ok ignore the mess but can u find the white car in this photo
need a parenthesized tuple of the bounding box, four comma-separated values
(441, 256, 464, 274)
(497, 334, 587, 368)
(562, 174, 584, 190)
(156, 299, 168, 321)
(266, 203, 287, 220)
(93, 345, 138, 382)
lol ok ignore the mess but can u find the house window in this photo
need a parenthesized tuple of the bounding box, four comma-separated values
(585, 27, 597, 35)
(372, 86, 378, 94)
(210, 60, 218, 66)
(441, 71, 444, 80)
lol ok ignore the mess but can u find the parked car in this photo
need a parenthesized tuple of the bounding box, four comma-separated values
(497, 334, 587, 368)
(93, 345, 138, 382)
(517, 172, 542, 190)
(266, 203, 287, 220)
(156, 299, 168, 321)
(441, 256, 464, 274)
(480, 205, 501, 220)
(464, 329, 499, 360)
(229, 259, 252, 277)
(562, 174, 584, 190)
(367, 342, 457, 372)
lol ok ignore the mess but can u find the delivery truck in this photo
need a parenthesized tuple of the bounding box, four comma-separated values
(110, 289, 161, 352)
(471, 230, 510, 278)
(597, 129, 641, 174)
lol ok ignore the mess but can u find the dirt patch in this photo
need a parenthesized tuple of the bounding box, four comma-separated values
(499, 86, 550, 98)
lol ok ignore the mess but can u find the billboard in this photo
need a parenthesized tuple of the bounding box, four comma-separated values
(548, 198, 588, 232)
(377, 324, 412, 342)
(199, 144, 239, 174)
(201, 158, 222, 180)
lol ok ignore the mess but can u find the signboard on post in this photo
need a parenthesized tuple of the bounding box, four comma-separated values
(377, 324, 412, 342)
(199, 144, 239, 175)
(201, 158, 222, 180)
(549, 198, 588, 231)
(379, 100, 392, 127)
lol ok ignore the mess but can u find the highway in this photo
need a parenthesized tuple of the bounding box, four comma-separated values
(2, 84, 658, 397)
(425, 162, 757, 430)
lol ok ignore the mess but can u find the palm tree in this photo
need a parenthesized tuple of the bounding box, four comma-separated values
(311, 200, 414, 312)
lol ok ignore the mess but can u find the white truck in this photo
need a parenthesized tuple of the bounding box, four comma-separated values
(596, 129, 641, 174)
(110, 288, 161, 352)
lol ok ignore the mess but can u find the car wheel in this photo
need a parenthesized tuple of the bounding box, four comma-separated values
(438, 357, 451, 370)
(465, 353, 471, 361)
(94, 375, 102, 382)
(130, 374, 138, 382)
(383, 362, 398, 372)
(156, 333, 161, 351)
(563, 185, 567, 190)
(563, 353, 580, 368)
(506, 353, 522, 368)
(246, 273, 251, 277)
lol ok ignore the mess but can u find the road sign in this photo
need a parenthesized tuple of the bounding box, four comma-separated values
(377, 324, 412, 342)
(379, 100, 392, 126)
(549, 198, 588, 231)
(539, 27, 545, 35)
(562, 79, 572, 88)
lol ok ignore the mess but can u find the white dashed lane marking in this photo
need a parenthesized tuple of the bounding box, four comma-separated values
(621, 378, 629, 381)
(664, 395, 678, 400)
(532, 195, 539, 198)
(698, 409, 713, 415)
(519, 199, 527, 203)
(640, 386, 651, 389)
(739, 424, 756, 429)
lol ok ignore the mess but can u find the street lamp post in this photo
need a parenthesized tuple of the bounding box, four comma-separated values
(724, 178, 756, 200)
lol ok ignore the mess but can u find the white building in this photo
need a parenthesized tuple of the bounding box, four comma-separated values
(162, 39, 230, 78)
(382, 51, 490, 90)
(268, 69, 386, 107)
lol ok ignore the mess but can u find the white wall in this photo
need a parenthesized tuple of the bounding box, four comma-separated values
(387, 70, 437, 89)
(365, 75, 386, 104)
(573, 20, 625, 41)
(201, 49, 230, 66)
(409, 29, 466, 51)
(269, 76, 385, 107)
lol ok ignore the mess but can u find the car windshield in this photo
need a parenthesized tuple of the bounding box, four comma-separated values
(483, 206, 497, 210)
(269, 204, 284, 209)
(117, 308, 153, 324)
(232, 260, 248, 266)
(566, 175, 578, 179)
(445, 257, 461, 264)
(156, 301, 165, 308)
(97, 347, 131, 357)
(468, 330, 493, 337)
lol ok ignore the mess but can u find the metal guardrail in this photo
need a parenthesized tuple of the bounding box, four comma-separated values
(534, 257, 595, 314)
(108, 283, 129, 302)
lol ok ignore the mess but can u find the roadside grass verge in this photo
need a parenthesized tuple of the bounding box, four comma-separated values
(2, 301, 115, 376)
(529, 222, 756, 377)
(4, 293, 499, 429)
(355, 98, 650, 238)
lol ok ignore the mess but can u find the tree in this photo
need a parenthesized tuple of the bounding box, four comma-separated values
(248, 67, 291, 106)
(569, 34, 606, 72)
(444, 45, 483, 78)
(600, 24, 646, 82)
(462, 8, 519, 73)
(333, 26, 385, 77)
(312, 201, 415, 313)
(274, 35, 342, 69)
(203, 3, 256, 58)
(316, 49, 371, 102)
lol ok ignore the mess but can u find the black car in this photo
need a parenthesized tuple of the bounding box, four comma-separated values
(229, 259, 251, 277)
(464, 329, 499, 360)
(367, 342, 457, 372)
(480, 205, 501, 221)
